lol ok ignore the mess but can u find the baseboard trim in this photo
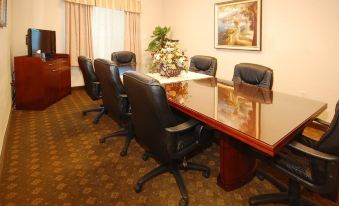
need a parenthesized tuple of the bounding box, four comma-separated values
(71, 86, 84, 90)
(0, 110, 12, 179)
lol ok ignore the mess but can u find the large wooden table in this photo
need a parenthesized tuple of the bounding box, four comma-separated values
(161, 77, 327, 191)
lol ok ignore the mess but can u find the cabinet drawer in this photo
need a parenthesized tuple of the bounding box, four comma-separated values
(55, 59, 69, 67)
(43, 62, 58, 70)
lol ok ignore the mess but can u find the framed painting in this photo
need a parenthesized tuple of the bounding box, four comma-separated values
(0, 0, 7, 27)
(214, 0, 262, 50)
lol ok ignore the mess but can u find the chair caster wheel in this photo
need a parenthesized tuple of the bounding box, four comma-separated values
(202, 169, 210, 178)
(135, 183, 142, 193)
(120, 150, 127, 157)
(99, 138, 106, 144)
(179, 197, 188, 206)
(93, 119, 99, 124)
(82, 111, 87, 116)
(142, 153, 149, 161)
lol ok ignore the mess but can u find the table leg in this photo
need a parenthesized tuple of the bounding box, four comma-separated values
(217, 134, 256, 191)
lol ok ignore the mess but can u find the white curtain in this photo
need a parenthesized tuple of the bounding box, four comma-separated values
(92, 7, 125, 59)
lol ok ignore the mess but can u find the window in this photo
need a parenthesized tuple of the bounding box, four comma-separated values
(92, 7, 125, 60)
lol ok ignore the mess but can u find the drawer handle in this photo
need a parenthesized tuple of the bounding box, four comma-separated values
(52, 69, 56, 72)
(48, 64, 53, 66)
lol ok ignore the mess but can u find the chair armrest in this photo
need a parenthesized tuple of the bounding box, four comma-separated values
(92, 81, 101, 98)
(306, 118, 330, 133)
(314, 118, 330, 127)
(119, 94, 132, 117)
(165, 119, 199, 134)
(276, 140, 339, 196)
(287, 141, 338, 162)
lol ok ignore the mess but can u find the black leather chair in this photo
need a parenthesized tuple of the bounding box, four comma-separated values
(249, 101, 339, 206)
(111, 51, 136, 75)
(78, 56, 105, 124)
(189, 55, 217, 76)
(94, 59, 133, 156)
(232, 63, 273, 89)
(123, 71, 211, 206)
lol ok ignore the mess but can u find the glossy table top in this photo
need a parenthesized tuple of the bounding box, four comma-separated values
(163, 78, 327, 156)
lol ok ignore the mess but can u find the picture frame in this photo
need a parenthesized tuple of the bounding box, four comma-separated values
(0, 0, 7, 28)
(214, 0, 262, 51)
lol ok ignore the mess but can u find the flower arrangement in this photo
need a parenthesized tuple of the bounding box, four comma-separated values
(150, 41, 188, 77)
(147, 26, 188, 77)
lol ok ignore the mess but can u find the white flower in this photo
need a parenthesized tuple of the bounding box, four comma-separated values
(177, 57, 185, 64)
(155, 53, 161, 60)
(166, 47, 174, 53)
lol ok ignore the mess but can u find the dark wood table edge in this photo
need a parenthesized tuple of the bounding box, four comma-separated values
(168, 95, 327, 191)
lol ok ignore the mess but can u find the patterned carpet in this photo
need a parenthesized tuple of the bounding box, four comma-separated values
(0, 88, 336, 206)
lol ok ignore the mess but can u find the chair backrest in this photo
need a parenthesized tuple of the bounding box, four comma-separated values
(123, 71, 177, 162)
(317, 101, 339, 156)
(94, 59, 128, 121)
(189, 55, 217, 76)
(111, 51, 136, 67)
(232, 63, 273, 89)
(78, 56, 100, 100)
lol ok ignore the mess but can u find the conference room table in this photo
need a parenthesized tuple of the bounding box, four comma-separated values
(122, 67, 327, 191)
(160, 76, 326, 191)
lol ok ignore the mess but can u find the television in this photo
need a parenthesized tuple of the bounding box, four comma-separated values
(26, 28, 56, 59)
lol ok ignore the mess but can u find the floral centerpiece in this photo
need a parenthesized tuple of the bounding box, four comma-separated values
(151, 41, 188, 77)
(147, 26, 188, 77)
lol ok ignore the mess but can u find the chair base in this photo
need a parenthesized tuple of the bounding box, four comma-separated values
(135, 161, 210, 206)
(99, 123, 133, 156)
(250, 170, 320, 206)
(82, 106, 105, 124)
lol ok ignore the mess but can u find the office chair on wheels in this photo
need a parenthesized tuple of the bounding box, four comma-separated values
(123, 71, 211, 206)
(189, 55, 217, 76)
(249, 101, 339, 206)
(94, 59, 133, 156)
(78, 56, 105, 124)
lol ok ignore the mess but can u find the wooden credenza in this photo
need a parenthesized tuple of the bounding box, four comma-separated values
(14, 54, 71, 110)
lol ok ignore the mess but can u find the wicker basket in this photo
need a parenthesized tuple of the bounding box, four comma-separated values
(159, 67, 182, 78)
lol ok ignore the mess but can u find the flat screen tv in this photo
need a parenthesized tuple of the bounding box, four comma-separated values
(27, 28, 56, 59)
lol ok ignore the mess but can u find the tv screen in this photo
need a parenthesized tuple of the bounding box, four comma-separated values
(27, 28, 56, 58)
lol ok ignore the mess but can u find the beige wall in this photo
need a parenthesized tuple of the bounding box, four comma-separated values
(12, 0, 66, 56)
(140, 0, 165, 66)
(0, 0, 12, 159)
(163, 0, 339, 121)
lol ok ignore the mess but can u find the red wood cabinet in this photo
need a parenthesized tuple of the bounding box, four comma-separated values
(14, 54, 71, 110)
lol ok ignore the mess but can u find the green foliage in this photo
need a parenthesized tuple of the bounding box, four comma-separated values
(146, 26, 177, 52)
